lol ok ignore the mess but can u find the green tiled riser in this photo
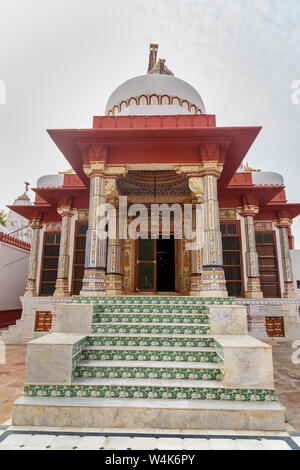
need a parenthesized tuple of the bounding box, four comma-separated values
(92, 314, 209, 324)
(91, 325, 210, 335)
(85, 336, 214, 348)
(93, 306, 210, 314)
(74, 366, 221, 381)
(80, 349, 218, 363)
(24, 384, 275, 402)
(73, 296, 234, 306)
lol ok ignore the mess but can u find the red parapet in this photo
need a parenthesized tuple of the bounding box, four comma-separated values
(0, 232, 31, 251)
(93, 114, 216, 129)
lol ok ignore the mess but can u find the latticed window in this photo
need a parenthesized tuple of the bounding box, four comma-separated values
(265, 316, 285, 337)
(220, 221, 244, 297)
(71, 222, 88, 295)
(34, 311, 52, 332)
(39, 232, 61, 295)
(255, 232, 280, 298)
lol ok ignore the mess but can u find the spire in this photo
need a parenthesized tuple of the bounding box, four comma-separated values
(147, 44, 174, 76)
(147, 43, 158, 73)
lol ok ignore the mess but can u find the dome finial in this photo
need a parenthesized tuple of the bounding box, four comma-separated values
(148, 43, 158, 73)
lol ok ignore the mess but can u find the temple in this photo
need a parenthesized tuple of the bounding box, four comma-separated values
(4, 44, 300, 431)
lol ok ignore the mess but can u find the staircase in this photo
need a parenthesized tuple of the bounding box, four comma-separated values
(15, 296, 286, 430)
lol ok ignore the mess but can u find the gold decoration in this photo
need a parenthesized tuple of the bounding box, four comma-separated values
(243, 163, 261, 172)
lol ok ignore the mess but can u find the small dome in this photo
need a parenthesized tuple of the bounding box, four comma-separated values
(252, 172, 284, 186)
(105, 74, 206, 116)
(37, 174, 64, 188)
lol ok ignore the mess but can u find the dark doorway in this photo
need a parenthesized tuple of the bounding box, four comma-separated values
(156, 236, 175, 292)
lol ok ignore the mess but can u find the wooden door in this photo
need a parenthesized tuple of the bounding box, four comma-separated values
(136, 239, 156, 292)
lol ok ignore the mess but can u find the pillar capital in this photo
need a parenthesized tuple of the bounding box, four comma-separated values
(57, 206, 76, 218)
(275, 218, 293, 228)
(29, 219, 43, 230)
(238, 205, 260, 217)
(83, 162, 128, 179)
(175, 161, 224, 179)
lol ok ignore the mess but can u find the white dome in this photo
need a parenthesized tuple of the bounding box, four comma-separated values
(105, 74, 206, 116)
(252, 172, 284, 186)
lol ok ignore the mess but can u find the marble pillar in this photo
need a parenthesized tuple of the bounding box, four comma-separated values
(239, 205, 263, 299)
(24, 219, 43, 297)
(106, 199, 124, 295)
(54, 207, 75, 297)
(276, 218, 297, 298)
(200, 163, 228, 297)
(80, 172, 107, 297)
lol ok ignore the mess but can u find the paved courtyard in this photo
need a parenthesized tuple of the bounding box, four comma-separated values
(0, 341, 299, 450)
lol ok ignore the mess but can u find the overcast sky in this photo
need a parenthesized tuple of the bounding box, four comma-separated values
(1, 0, 300, 244)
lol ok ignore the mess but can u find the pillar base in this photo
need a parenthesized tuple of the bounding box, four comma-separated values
(283, 282, 298, 299)
(200, 267, 228, 297)
(53, 279, 70, 297)
(245, 291, 264, 299)
(23, 290, 37, 298)
(23, 280, 37, 297)
(80, 268, 106, 297)
(246, 277, 263, 298)
(199, 290, 228, 298)
(106, 274, 123, 296)
(189, 274, 202, 297)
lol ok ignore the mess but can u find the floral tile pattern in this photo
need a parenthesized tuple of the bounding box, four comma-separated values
(91, 324, 210, 335)
(92, 313, 209, 324)
(79, 348, 219, 363)
(73, 296, 234, 306)
(85, 336, 214, 348)
(74, 365, 221, 381)
(24, 384, 276, 402)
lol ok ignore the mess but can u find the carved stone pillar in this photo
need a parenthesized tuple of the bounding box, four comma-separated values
(54, 207, 75, 297)
(106, 198, 123, 295)
(188, 179, 203, 296)
(80, 166, 107, 296)
(24, 219, 43, 297)
(276, 218, 297, 298)
(200, 162, 227, 297)
(177, 161, 227, 297)
(238, 205, 263, 299)
(80, 160, 127, 297)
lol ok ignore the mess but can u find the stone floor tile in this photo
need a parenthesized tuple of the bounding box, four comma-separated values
(235, 439, 265, 450)
(183, 438, 211, 450)
(0, 433, 33, 447)
(131, 437, 158, 450)
(260, 439, 291, 450)
(76, 436, 106, 449)
(156, 438, 184, 450)
(50, 435, 82, 448)
(23, 434, 57, 447)
(209, 439, 238, 450)
(103, 436, 132, 450)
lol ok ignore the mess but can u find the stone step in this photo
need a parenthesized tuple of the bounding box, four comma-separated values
(74, 360, 221, 381)
(80, 346, 218, 363)
(73, 296, 234, 306)
(91, 323, 210, 335)
(13, 396, 285, 431)
(24, 381, 276, 402)
(85, 334, 215, 348)
(92, 313, 209, 324)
